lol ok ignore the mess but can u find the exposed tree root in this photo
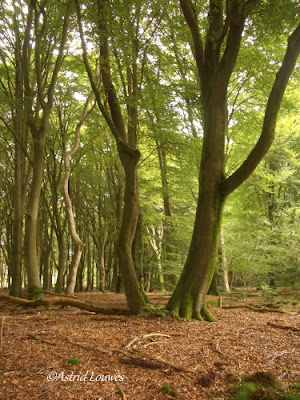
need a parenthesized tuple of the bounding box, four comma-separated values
(0, 293, 128, 315)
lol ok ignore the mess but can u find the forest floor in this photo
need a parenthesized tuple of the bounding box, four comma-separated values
(0, 290, 299, 400)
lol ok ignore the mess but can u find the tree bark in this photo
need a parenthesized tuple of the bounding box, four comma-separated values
(167, 1, 300, 320)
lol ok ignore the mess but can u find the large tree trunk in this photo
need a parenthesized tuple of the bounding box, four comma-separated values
(167, 0, 300, 320)
(167, 116, 226, 320)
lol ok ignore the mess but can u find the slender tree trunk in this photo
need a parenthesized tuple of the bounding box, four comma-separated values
(147, 225, 165, 291)
(10, 141, 24, 297)
(220, 229, 230, 293)
(98, 237, 106, 292)
(64, 97, 92, 296)
(24, 138, 46, 296)
(55, 234, 67, 293)
(110, 243, 119, 292)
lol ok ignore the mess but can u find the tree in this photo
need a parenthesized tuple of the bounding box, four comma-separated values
(13, 0, 70, 297)
(167, 0, 300, 319)
(75, 0, 167, 313)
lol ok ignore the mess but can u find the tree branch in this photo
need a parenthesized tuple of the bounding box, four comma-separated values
(179, 0, 204, 86)
(222, 23, 300, 197)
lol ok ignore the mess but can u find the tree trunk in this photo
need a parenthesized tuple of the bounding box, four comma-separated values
(98, 237, 106, 292)
(55, 234, 67, 293)
(147, 225, 165, 291)
(167, 174, 225, 320)
(117, 144, 146, 313)
(64, 97, 92, 296)
(10, 141, 24, 297)
(220, 229, 230, 293)
(24, 139, 45, 296)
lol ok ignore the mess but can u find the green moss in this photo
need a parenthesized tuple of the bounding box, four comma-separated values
(230, 382, 257, 400)
(284, 392, 300, 400)
(201, 304, 217, 322)
(27, 286, 43, 300)
(227, 371, 237, 377)
(67, 357, 81, 365)
(161, 384, 179, 398)
(290, 383, 300, 392)
(230, 373, 299, 400)
(243, 371, 277, 387)
(207, 299, 219, 307)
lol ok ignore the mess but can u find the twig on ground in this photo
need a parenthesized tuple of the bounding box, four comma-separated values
(267, 349, 296, 364)
(125, 332, 170, 349)
(0, 316, 5, 352)
(25, 333, 57, 346)
(114, 382, 127, 400)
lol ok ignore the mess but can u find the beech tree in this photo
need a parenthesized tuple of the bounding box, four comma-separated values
(166, 0, 300, 320)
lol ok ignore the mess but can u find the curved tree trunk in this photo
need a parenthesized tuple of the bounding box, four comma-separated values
(64, 96, 92, 296)
(117, 144, 146, 313)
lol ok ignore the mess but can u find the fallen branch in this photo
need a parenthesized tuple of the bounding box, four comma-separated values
(267, 349, 296, 364)
(25, 333, 56, 346)
(222, 305, 295, 315)
(267, 321, 300, 332)
(25, 290, 78, 300)
(0, 316, 5, 352)
(116, 348, 196, 374)
(125, 332, 171, 349)
(0, 294, 128, 315)
(119, 356, 163, 370)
